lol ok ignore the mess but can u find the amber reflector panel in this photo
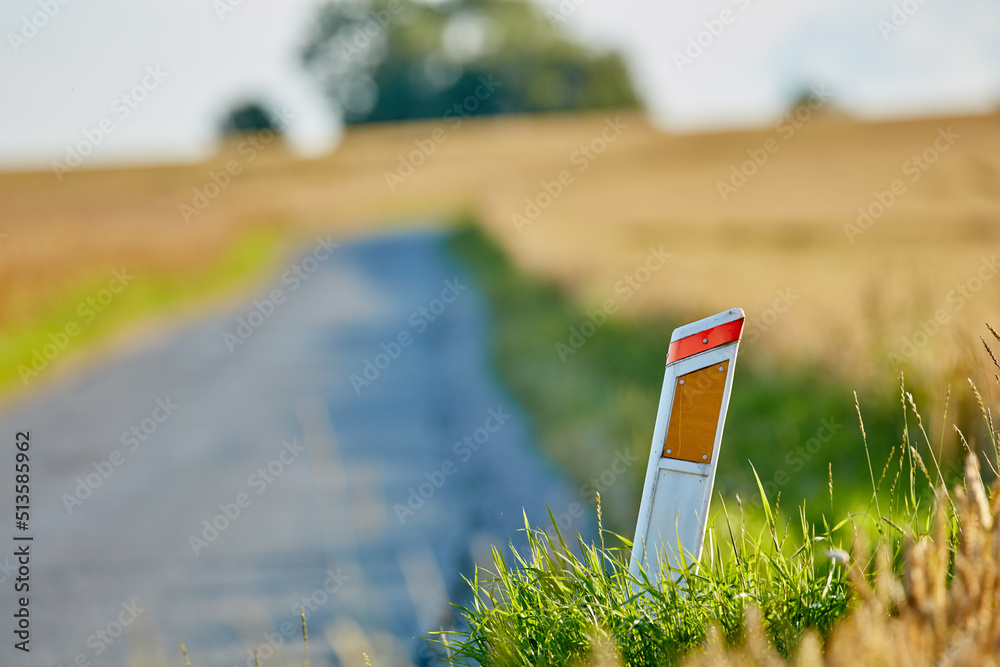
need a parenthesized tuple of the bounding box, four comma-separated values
(662, 361, 729, 463)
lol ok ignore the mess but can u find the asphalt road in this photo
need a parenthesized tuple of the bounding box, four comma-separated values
(0, 230, 586, 667)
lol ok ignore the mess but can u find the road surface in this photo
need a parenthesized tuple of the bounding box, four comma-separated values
(0, 230, 588, 666)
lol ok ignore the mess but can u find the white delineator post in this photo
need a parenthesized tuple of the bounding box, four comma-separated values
(628, 308, 745, 585)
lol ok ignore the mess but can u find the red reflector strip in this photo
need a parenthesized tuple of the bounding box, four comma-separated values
(667, 318, 744, 364)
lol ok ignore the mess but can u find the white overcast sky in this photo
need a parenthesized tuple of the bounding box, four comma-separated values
(1, 0, 998, 170)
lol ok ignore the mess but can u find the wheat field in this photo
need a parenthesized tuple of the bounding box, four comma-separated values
(2, 108, 999, 392)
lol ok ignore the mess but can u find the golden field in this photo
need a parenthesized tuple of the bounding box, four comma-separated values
(2, 108, 999, 393)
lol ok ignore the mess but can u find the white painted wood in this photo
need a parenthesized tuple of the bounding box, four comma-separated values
(628, 308, 744, 586)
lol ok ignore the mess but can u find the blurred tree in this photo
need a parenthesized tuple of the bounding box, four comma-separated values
(219, 102, 282, 136)
(788, 88, 821, 112)
(302, 0, 640, 123)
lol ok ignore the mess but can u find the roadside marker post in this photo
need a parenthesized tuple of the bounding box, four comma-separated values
(628, 308, 745, 585)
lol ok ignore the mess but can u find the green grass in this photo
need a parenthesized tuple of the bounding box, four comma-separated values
(446, 374, 1000, 667)
(447, 221, 960, 534)
(0, 226, 286, 394)
(444, 503, 854, 666)
(442, 220, 1000, 666)
(442, 430, 959, 667)
(441, 364, 998, 667)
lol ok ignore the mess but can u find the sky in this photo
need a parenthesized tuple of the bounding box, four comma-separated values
(1, 0, 999, 170)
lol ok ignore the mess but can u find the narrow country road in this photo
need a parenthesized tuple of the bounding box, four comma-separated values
(0, 230, 587, 667)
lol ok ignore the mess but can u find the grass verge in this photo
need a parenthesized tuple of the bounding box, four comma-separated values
(0, 226, 287, 395)
(441, 329, 1000, 667)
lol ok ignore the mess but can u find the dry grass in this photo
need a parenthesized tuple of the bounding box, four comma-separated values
(679, 450, 1000, 667)
(678, 331, 1000, 667)
(2, 109, 999, 392)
